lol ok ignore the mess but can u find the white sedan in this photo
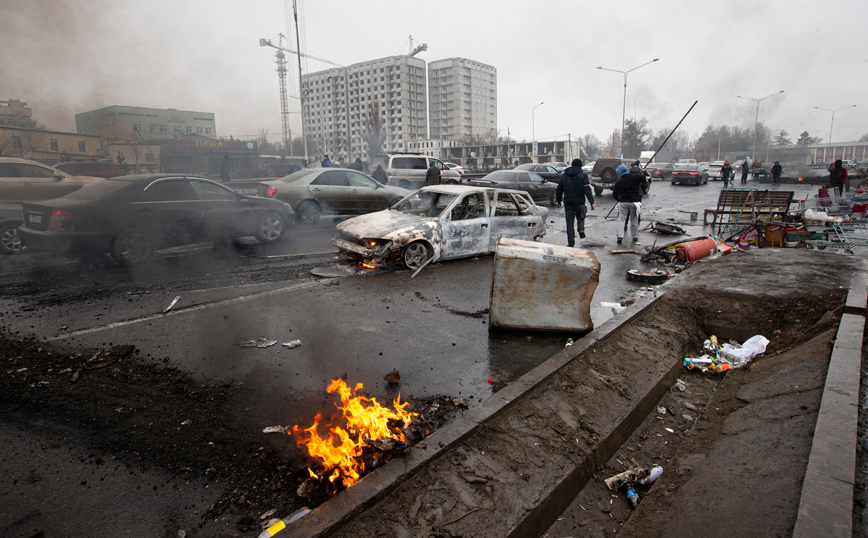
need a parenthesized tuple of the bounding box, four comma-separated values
(445, 162, 467, 174)
(333, 185, 548, 270)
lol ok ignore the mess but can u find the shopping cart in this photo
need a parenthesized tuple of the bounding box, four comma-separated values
(801, 195, 868, 221)
(805, 220, 868, 253)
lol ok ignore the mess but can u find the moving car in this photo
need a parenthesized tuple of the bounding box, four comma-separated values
(467, 169, 557, 205)
(54, 161, 123, 179)
(19, 174, 292, 264)
(646, 162, 675, 180)
(513, 163, 562, 183)
(332, 185, 548, 270)
(707, 161, 725, 180)
(257, 168, 411, 225)
(0, 157, 103, 203)
(371, 153, 461, 190)
(445, 162, 467, 174)
(670, 165, 709, 185)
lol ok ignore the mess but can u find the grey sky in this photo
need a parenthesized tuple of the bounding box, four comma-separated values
(3, 0, 866, 148)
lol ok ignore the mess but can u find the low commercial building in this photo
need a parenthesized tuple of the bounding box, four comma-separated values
(0, 125, 104, 164)
(160, 134, 259, 178)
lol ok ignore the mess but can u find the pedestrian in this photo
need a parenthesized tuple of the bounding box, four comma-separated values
(425, 160, 441, 186)
(218, 154, 231, 182)
(372, 164, 387, 184)
(336, 158, 345, 168)
(722, 161, 733, 188)
(741, 160, 750, 184)
(828, 159, 847, 197)
(613, 162, 649, 244)
(321, 154, 331, 168)
(771, 161, 782, 184)
(555, 159, 595, 247)
(348, 157, 363, 171)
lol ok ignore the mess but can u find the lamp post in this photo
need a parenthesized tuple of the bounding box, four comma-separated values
(597, 58, 659, 158)
(532, 102, 544, 163)
(737, 90, 784, 161)
(814, 104, 857, 162)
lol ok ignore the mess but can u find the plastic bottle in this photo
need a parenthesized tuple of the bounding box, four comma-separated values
(626, 488, 640, 508)
(712, 363, 730, 373)
(638, 466, 663, 486)
(565, 338, 574, 347)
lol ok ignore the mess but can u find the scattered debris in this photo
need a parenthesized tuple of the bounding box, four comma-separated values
(262, 425, 288, 434)
(683, 414, 694, 421)
(384, 370, 400, 385)
(638, 466, 663, 486)
(259, 508, 277, 520)
(604, 467, 651, 490)
(238, 338, 278, 348)
(163, 295, 181, 314)
(642, 221, 686, 235)
(181, 420, 192, 426)
(683, 401, 697, 411)
(607, 248, 645, 255)
(626, 488, 640, 508)
(601, 301, 627, 314)
(452, 398, 468, 408)
(626, 269, 670, 284)
(281, 340, 302, 349)
(665, 427, 675, 433)
(657, 406, 667, 415)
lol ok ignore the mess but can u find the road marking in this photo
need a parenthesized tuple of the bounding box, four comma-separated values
(47, 279, 322, 341)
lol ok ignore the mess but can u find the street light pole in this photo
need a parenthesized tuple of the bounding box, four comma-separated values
(814, 105, 857, 162)
(532, 101, 544, 163)
(597, 58, 659, 158)
(736, 90, 784, 161)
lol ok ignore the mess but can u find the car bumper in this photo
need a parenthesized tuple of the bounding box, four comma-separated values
(18, 228, 110, 254)
(332, 237, 395, 263)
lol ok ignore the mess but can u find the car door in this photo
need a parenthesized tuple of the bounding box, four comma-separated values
(309, 170, 350, 212)
(521, 172, 548, 202)
(17, 163, 74, 201)
(131, 178, 202, 247)
(189, 178, 255, 239)
(346, 171, 384, 212)
(0, 163, 24, 203)
(439, 191, 491, 259)
(488, 191, 541, 249)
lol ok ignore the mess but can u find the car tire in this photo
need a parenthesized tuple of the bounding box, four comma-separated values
(389, 197, 403, 208)
(446, 179, 458, 185)
(0, 221, 24, 255)
(549, 190, 558, 206)
(401, 241, 431, 271)
(671, 181, 677, 185)
(601, 168, 616, 183)
(110, 229, 153, 264)
(399, 180, 411, 190)
(255, 211, 285, 243)
(594, 186, 604, 196)
(295, 201, 321, 225)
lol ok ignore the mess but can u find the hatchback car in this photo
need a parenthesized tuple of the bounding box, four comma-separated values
(333, 185, 548, 270)
(468, 169, 557, 205)
(670, 165, 709, 185)
(0, 157, 103, 203)
(257, 168, 411, 225)
(19, 174, 292, 264)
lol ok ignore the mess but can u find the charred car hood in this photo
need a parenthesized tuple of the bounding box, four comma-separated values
(337, 210, 438, 239)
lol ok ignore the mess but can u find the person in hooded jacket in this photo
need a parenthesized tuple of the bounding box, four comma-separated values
(829, 159, 848, 196)
(612, 162, 649, 244)
(372, 164, 387, 184)
(555, 158, 595, 247)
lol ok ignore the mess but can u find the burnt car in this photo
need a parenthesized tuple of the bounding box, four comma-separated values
(19, 174, 292, 264)
(257, 168, 411, 224)
(513, 163, 562, 183)
(670, 165, 709, 185)
(332, 185, 548, 270)
(0, 157, 103, 203)
(467, 169, 558, 205)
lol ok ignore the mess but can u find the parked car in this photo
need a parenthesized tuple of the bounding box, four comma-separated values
(676, 158, 697, 166)
(0, 157, 103, 203)
(698, 162, 710, 171)
(582, 161, 596, 173)
(445, 162, 467, 175)
(371, 153, 461, 190)
(513, 163, 563, 183)
(670, 165, 709, 185)
(707, 161, 725, 180)
(467, 169, 557, 205)
(54, 161, 123, 179)
(0, 202, 25, 254)
(19, 174, 292, 264)
(257, 168, 411, 225)
(589, 158, 634, 195)
(332, 185, 548, 270)
(545, 161, 569, 172)
(646, 162, 675, 180)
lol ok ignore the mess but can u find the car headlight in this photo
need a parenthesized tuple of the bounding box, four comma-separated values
(364, 238, 390, 248)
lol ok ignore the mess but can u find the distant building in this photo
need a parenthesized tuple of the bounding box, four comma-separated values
(428, 58, 497, 141)
(0, 99, 34, 127)
(436, 139, 580, 170)
(405, 138, 461, 157)
(0, 125, 104, 164)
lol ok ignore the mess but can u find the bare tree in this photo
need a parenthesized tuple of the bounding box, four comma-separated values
(578, 134, 603, 160)
(362, 101, 385, 157)
(0, 130, 13, 156)
(256, 128, 278, 155)
(797, 131, 822, 145)
(19, 130, 46, 158)
(773, 129, 792, 145)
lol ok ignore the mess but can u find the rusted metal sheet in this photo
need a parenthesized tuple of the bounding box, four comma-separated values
(489, 238, 600, 331)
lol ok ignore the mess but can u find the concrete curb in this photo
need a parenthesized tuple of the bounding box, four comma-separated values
(792, 258, 867, 538)
(279, 290, 670, 537)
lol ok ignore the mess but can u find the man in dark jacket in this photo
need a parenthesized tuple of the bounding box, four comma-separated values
(771, 161, 782, 184)
(555, 159, 595, 247)
(829, 159, 847, 196)
(372, 164, 387, 184)
(612, 163, 649, 244)
(348, 158, 363, 171)
(741, 160, 750, 184)
(425, 161, 441, 186)
(721, 161, 733, 188)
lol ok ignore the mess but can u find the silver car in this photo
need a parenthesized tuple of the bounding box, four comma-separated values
(0, 157, 103, 203)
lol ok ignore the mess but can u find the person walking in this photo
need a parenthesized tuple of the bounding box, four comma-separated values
(771, 161, 782, 184)
(372, 164, 387, 184)
(347, 158, 363, 171)
(218, 154, 231, 182)
(722, 161, 733, 188)
(741, 160, 750, 184)
(829, 159, 848, 197)
(555, 159, 595, 247)
(613, 162, 648, 244)
(425, 160, 441, 186)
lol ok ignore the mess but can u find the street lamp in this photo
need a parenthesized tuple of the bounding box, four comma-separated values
(737, 90, 784, 161)
(814, 104, 857, 162)
(532, 101, 544, 163)
(597, 58, 659, 157)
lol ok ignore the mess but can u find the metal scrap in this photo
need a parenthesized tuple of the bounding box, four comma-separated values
(282, 340, 302, 349)
(163, 295, 181, 314)
(238, 338, 277, 348)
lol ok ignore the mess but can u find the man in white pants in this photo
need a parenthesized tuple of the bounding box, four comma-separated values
(612, 162, 649, 244)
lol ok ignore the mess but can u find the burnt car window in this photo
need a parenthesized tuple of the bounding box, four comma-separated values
(430, 159, 448, 171)
(494, 193, 533, 217)
(450, 192, 487, 221)
(347, 172, 377, 188)
(312, 171, 349, 186)
(393, 191, 456, 217)
(136, 179, 195, 202)
(189, 179, 237, 201)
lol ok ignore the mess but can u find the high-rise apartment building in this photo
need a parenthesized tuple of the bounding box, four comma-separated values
(302, 55, 428, 160)
(428, 58, 497, 141)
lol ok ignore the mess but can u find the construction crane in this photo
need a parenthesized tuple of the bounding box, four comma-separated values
(407, 35, 428, 57)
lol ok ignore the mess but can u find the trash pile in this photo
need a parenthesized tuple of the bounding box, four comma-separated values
(682, 334, 770, 373)
(604, 465, 664, 508)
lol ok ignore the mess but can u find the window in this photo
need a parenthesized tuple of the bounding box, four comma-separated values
(174, 126, 182, 134)
(50, 139, 58, 151)
(160, 125, 167, 133)
(311, 170, 349, 186)
(133, 124, 141, 132)
(11, 136, 21, 150)
(150, 124, 157, 132)
(196, 127, 203, 134)
(189, 179, 236, 201)
(205, 127, 212, 135)
(78, 141, 85, 152)
(137, 179, 195, 202)
(346, 172, 376, 188)
(185, 126, 192, 134)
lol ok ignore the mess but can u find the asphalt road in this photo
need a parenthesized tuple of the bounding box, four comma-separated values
(0, 178, 821, 421)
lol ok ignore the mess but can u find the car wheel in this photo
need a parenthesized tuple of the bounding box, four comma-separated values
(110, 229, 153, 264)
(671, 181, 677, 185)
(446, 179, 458, 185)
(549, 190, 558, 206)
(401, 241, 430, 271)
(594, 186, 604, 196)
(0, 222, 24, 255)
(399, 180, 411, 190)
(389, 197, 403, 208)
(295, 200, 322, 225)
(255, 211, 284, 243)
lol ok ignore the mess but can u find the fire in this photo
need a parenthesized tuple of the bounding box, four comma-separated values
(360, 262, 377, 269)
(292, 379, 418, 488)
(798, 176, 803, 182)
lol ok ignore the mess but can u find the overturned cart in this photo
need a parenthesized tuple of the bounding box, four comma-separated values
(489, 238, 600, 331)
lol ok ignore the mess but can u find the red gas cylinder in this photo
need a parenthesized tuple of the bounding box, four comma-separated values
(676, 237, 718, 263)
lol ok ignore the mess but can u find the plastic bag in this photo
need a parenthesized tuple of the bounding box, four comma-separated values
(718, 335, 769, 367)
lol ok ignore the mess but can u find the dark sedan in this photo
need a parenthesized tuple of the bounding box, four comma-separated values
(513, 163, 563, 183)
(467, 169, 557, 205)
(19, 174, 292, 264)
(646, 162, 675, 180)
(670, 165, 709, 185)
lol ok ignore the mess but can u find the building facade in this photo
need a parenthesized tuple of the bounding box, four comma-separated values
(439, 139, 580, 170)
(428, 58, 497, 142)
(0, 99, 34, 126)
(75, 105, 217, 142)
(302, 55, 428, 161)
(405, 138, 462, 157)
(0, 126, 104, 164)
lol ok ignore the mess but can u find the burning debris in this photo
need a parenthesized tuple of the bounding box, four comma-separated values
(291, 379, 426, 506)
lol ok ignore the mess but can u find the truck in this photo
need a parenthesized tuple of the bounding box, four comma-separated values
(638, 150, 673, 166)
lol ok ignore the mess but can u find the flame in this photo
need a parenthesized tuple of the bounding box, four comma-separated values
(798, 176, 803, 182)
(360, 262, 377, 269)
(292, 379, 418, 488)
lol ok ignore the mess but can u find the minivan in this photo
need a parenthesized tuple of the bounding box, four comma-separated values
(371, 153, 462, 190)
